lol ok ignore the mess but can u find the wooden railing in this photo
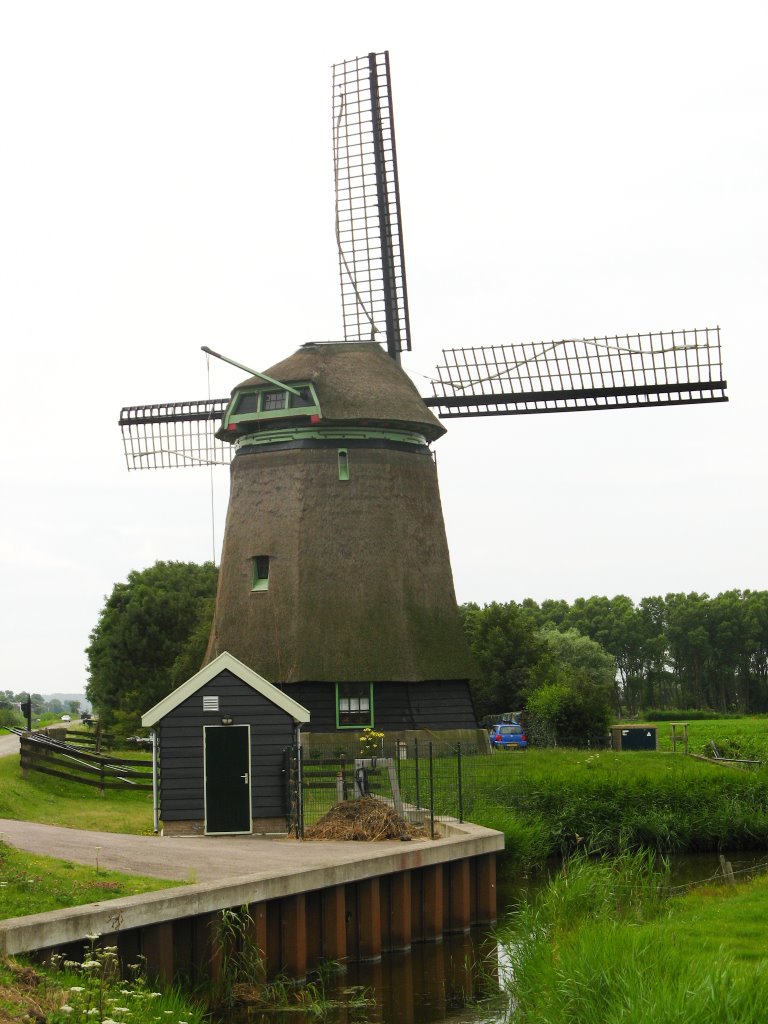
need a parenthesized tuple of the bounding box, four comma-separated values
(20, 734, 153, 793)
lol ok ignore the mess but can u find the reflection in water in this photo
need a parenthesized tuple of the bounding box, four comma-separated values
(233, 852, 768, 1024)
(233, 931, 505, 1024)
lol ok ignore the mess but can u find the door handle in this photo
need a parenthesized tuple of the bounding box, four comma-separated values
(241, 773, 249, 784)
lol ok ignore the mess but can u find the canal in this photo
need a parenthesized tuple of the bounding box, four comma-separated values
(233, 851, 768, 1024)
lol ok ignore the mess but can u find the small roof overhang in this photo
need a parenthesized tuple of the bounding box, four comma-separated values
(141, 651, 311, 728)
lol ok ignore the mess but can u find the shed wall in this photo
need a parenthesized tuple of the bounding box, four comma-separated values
(158, 669, 295, 822)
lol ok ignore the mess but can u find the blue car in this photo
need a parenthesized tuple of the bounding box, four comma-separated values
(489, 723, 528, 750)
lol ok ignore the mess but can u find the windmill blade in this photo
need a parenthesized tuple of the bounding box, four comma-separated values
(119, 398, 233, 470)
(424, 327, 728, 417)
(333, 51, 411, 360)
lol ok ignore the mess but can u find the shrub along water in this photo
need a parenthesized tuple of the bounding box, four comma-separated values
(461, 749, 768, 863)
(497, 851, 768, 1024)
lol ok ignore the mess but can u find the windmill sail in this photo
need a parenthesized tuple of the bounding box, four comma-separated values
(333, 51, 411, 360)
(425, 327, 728, 417)
(119, 399, 233, 470)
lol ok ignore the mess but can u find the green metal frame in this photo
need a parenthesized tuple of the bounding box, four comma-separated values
(235, 425, 427, 449)
(224, 383, 321, 428)
(251, 555, 270, 592)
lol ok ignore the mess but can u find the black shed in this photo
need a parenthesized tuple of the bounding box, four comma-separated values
(141, 651, 310, 836)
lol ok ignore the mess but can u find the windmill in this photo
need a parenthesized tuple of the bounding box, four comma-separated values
(120, 51, 728, 743)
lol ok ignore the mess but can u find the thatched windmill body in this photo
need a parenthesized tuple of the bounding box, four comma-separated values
(120, 52, 728, 741)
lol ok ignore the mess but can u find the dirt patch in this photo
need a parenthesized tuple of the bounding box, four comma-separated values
(303, 798, 429, 841)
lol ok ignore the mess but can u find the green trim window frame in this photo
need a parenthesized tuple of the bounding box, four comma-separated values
(228, 383, 320, 426)
(251, 555, 270, 592)
(336, 682, 374, 729)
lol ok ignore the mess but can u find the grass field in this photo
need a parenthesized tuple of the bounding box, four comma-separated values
(0, 752, 154, 834)
(498, 851, 768, 1023)
(648, 715, 768, 760)
(0, 841, 178, 919)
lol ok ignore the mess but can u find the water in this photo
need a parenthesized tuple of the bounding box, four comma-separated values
(234, 851, 768, 1024)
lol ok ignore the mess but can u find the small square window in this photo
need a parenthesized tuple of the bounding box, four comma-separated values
(337, 683, 373, 728)
(262, 391, 286, 411)
(252, 555, 270, 592)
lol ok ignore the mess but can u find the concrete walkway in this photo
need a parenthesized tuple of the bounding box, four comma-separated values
(0, 817, 451, 884)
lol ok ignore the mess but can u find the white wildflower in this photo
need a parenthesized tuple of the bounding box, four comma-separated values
(60, 1006, 74, 1014)
(69, 987, 85, 993)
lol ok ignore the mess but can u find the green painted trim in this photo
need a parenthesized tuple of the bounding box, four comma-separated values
(335, 682, 374, 729)
(251, 555, 270, 592)
(235, 426, 427, 449)
(224, 382, 321, 429)
(337, 448, 350, 481)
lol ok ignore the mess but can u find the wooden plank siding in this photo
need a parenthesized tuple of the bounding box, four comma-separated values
(158, 669, 295, 822)
(284, 680, 477, 732)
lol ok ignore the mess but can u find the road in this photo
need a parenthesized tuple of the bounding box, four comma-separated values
(0, 731, 20, 757)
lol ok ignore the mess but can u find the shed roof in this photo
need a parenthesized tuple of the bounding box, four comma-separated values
(141, 651, 311, 728)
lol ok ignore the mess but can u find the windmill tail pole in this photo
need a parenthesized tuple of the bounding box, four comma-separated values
(200, 346, 301, 397)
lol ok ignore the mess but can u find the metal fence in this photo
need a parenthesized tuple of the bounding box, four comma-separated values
(290, 739, 507, 839)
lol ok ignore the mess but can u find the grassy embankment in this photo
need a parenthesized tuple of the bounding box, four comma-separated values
(648, 713, 768, 760)
(0, 751, 175, 920)
(0, 943, 205, 1024)
(465, 748, 768, 864)
(0, 746, 154, 834)
(498, 850, 768, 1023)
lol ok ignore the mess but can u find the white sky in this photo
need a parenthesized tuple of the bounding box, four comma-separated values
(1, 0, 766, 695)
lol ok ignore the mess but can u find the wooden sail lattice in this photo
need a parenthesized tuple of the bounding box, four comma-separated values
(119, 399, 232, 470)
(425, 327, 728, 417)
(333, 51, 410, 359)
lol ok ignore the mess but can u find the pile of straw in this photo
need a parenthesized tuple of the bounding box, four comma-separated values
(303, 797, 429, 841)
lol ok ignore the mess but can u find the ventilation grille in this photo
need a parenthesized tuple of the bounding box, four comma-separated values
(203, 695, 220, 712)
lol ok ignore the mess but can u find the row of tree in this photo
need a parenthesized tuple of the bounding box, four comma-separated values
(461, 590, 768, 717)
(83, 561, 768, 740)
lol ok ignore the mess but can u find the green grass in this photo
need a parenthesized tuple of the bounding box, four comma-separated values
(648, 714, 768, 760)
(0, 841, 179, 919)
(453, 747, 768, 862)
(497, 852, 768, 1024)
(0, 752, 155, 834)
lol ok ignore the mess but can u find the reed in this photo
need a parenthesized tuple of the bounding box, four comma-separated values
(497, 851, 768, 1024)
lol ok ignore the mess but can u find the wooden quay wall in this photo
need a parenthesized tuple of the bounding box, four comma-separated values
(0, 822, 503, 983)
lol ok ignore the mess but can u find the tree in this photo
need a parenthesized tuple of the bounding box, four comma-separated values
(86, 561, 218, 737)
(525, 625, 615, 745)
(460, 602, 542, 719)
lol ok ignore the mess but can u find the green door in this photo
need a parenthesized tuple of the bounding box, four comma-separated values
(204, 725, 252, 834)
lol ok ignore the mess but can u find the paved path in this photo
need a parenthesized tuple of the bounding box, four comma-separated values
(0, 817, 437, 884)
(0, 732, 20, 757)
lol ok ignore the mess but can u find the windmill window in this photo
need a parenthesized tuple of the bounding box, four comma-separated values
(336, 683, 373, 728)
(251, 555, 270, 592)
(234, 392, 259, 415)
(289, 387, 314, 408)
(262, 391, 286, 411)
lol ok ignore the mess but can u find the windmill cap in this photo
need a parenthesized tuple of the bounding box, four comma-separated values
(231, 342, 446, 442)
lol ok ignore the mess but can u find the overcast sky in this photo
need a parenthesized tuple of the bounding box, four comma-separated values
(1, 0, 766, 696)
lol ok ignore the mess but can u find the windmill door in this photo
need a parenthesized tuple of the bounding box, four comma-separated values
(204, 725, 252, 834)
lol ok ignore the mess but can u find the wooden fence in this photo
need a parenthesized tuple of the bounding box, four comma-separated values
(20, 735, 153, 793)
